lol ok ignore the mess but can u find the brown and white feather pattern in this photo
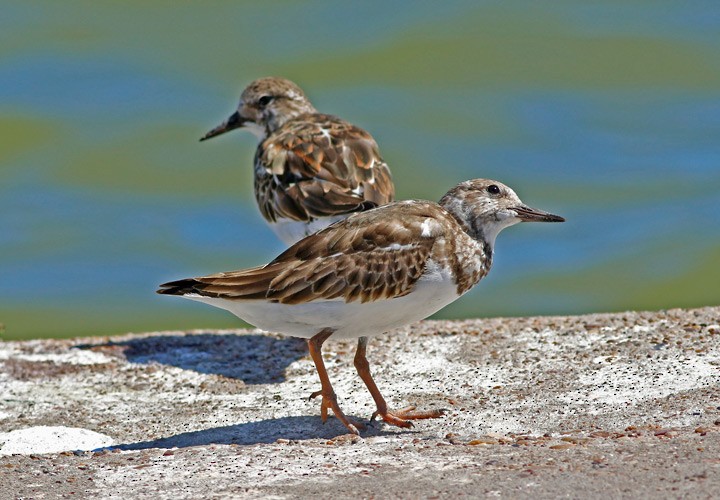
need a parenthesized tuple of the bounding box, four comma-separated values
(160, 201, 490, 305)
(254, 113, 394, 225)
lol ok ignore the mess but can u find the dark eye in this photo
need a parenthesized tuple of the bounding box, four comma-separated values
(487, 184, 501, 195)
(258, 95, 274, 106)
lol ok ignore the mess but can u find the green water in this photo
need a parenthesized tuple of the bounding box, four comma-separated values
(2, 1, 719, 339)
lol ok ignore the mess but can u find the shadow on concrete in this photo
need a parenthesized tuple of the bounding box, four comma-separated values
(77, 333, 307, 384)
(109, 416, 410, 449)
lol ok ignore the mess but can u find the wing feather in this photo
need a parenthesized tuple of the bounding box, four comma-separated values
(254, 114, 395, 223)
(157, 203, 451, 305)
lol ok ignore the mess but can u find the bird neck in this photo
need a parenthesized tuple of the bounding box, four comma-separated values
(265, 103, 317, 134)
(441, 213, 495, 296)
(439, 194, 496, 254)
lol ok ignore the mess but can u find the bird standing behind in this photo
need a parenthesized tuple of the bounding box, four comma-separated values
(159, 179, 564, 435)
(201, 77, 395, 246)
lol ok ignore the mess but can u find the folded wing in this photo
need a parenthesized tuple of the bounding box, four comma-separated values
(158, 203, 446, 305)
(254, 114, 395, 223)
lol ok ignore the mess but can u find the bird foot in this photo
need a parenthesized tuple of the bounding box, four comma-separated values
(371, 406, 447, 428)
(309, 390, 365, 435)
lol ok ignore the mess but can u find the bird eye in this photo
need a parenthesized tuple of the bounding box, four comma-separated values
(487, 184, 501, 195)
(258, 95, 274, 106)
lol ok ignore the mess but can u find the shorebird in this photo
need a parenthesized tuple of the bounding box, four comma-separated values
(158, 179, 564, 434)
(201, 77, 395, 245)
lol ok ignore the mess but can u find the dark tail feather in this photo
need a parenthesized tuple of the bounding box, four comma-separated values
(156, 278, 202, 296)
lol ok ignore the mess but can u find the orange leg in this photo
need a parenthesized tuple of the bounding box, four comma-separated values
(354, 336, 445, 428)
(307, 329, 363, 435)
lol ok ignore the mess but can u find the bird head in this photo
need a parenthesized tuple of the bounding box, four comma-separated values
(200, 77, 316, 142)
(439, 178, 565, 248)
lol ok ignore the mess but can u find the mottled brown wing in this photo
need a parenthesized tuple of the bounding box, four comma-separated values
(254, 113, 395, 223)
(159, 203, 447, 305)
(265, 227, 433, 305)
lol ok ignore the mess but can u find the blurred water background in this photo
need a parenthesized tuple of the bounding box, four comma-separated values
(2, 1, 719, 339)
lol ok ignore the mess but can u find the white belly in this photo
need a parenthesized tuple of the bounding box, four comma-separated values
(185, 264, 461, 339)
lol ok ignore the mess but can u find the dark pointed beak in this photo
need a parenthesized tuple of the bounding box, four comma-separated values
(513, 205, 565, 223)
(200, 111, 246, 142)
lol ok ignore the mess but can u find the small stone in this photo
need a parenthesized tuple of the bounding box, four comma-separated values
(560, 436, 589, 444)
(590, 431, 611, 438)
(326, 434, 360, 446)
(467, 438, 498, 446)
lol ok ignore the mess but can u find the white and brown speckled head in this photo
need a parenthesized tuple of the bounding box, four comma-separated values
(201, 77, 317, 141)
(439, 179, 565, 249)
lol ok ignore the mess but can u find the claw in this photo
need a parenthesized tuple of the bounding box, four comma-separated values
(353, 337, 444, 431)
(372, 405, 446, 428)
(320, 399, 328, 423)
(310, 390, 365, 433)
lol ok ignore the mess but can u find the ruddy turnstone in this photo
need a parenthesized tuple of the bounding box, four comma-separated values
(200, 77, 395, 245)
(158, 179, 564, 434)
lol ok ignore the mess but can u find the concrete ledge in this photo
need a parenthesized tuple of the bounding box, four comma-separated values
(1, 307, 719, 498)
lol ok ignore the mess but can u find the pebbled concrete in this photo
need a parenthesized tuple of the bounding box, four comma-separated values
(1, 307, 719, 498)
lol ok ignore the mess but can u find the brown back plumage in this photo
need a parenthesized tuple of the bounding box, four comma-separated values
(254, 113, 394, 223)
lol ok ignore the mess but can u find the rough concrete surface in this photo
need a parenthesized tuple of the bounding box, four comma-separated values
(1, 306, 719, 499)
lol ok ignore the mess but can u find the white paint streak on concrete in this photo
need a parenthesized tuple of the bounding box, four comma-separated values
(0, 426, 114, 455)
